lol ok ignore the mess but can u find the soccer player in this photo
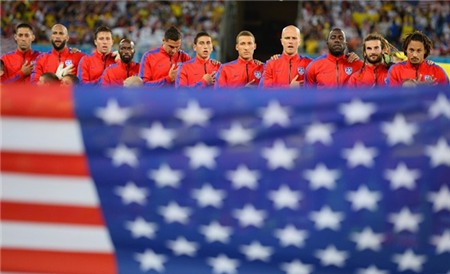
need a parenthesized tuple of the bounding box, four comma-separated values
(387, 31, 449, 87)
(100, 38, 140, 86)
(1, 23, 40, 83)
(31, 24, 85, 84)
(215, 30, 264, 88)
(139, 26, 191, 87)
(175, 31, 221, 88)
(259, 25, 312, 88)
(306, 28, 363, 88)
(348, 33, 389, 87)
(78, 26, 117, 85)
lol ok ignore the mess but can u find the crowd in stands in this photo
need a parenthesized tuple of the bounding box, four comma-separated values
(298, 1, 450, 56)
(1, 0, 450, 58)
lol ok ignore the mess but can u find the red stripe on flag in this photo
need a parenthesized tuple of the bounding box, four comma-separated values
(1, 151, 89, 176)
(1, 84, 74, 119)
(1, 201, 104, 226)
(1, 248, 117, 274)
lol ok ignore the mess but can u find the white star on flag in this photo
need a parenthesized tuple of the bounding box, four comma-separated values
(342, 142, 378, 168)
(303, 163, 340, 190)
(125, 217, 157, 239)
(106, 144, 139, 167)
(392, 249, 426, 272)
(430, 230, 450, 254)
(261, 139, 298, 169)
(384, 163, 420, 190)
(192, 184, 226, 208)
(184, 143, 220, 169)
(134, 249, 167, 272)
(226, 165, 260, 189)
(350, 227, 384, 251)
(381, 114, 418, 145)
(259, 100, 291, 127)
(207, 254, 240, 274)
(175, 100, 212, 127)
(219, 122, 254, 145)
(158, 202, 191, 224)
(167, 236, 199, 257)
(339, 99, 376, 124)
(233, 204, 266, 228)
(304, 122, 335, 145)
(280, 260, 313, 274)
(425, 138, 450, 167)
(356, 265, 388, 274)
(140, 122, 176, 148)
(115, 181, 148, 205)
(268, 184, 302, 210)
(239, 241, 273, 262)
(427, 185, 450, 212)
(429, 93, 450, 119)
(388, 207, 423, 232)
(148, 164, 184, 188)
(346, 185, 381, 211)
(315, 245, 349, 267)
(274, 225, 308, 247)
(95, 98, 132, 125)
(200, 221, 233, 244)
(310, 206, 344, 231)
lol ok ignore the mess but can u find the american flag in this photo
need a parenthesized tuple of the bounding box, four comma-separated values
(1, 85, 450, 274)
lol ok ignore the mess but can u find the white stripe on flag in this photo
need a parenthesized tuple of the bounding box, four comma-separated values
(1, 221, 113, 252)
(1, 117, 83, 154)
(1, 172, 99, 206)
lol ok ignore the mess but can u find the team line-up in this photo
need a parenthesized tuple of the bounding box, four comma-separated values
(1, 23, 449, 88)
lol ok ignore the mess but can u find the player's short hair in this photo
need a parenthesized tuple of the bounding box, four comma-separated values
(15, 23, 34, 34)
(402, 30, 432, 58)
(194, 31, 211, 44)
(236, 30, 255, 44)
(164, 26, 182, 41)
(94, 26, 112, 40)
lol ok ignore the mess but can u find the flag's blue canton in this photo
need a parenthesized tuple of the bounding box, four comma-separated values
(75, 86, 450, 274)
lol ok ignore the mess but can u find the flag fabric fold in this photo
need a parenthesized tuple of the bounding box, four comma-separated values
(2, 85, 450, 274)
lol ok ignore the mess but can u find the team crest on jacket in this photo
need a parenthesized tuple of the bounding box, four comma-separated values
(345, 67, 353, 75)
(254, 71, 262, 79)
(424, 75, 432, 81)
(297, 67, 305, 75)
(65, 60, 73, 66)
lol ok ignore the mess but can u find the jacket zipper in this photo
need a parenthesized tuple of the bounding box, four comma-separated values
(246, 63, 249, 83)
(289, 59, 292, 83)
(336, 60, 339, 87)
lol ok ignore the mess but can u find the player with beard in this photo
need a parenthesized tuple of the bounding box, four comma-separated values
(387, 31, 448, 87)
(175, 31, 221, 88)
(31, 24, 85, 84)
(1, 23, 40, 83)
(305, 28, 363, 88)
(78, 26, 117, 85)
(348, 33, 389, 87)
(100, 38, 140, 86)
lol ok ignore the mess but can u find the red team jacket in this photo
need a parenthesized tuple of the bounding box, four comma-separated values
(30, 47, 85, 83)
(259, 53, 312, 88)
(1, 49, 41, 83)
(100, 61, 140, 86)
(139, 46, 191, 87)
(347, 63, 389, 87)
(306, 53, 364, 88)
(78, 50, 117, 85)
(175, 56, 221, 88)
(387, 60, 449, 86)
(215, 57, 264, 88)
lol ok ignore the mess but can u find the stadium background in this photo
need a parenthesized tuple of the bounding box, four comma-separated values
(1, 0, 450, 75)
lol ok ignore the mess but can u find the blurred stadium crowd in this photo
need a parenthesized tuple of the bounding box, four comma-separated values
(1, 0, 450, 59)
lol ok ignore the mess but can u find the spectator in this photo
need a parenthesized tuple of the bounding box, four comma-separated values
(37, 72, 60, 86)
(215, 30, 264, 88)
(1, 23, 40, 83)
(175, 31, 220, 88)
(123, 75, 144, 87)
(139, 26, 191, 87)
(78, 25, 117, 85)
(387, 31, 449, 87)
(60, 74, 80, 86)
(100, 38, 140, 86)
(259, 25, 312, 88)
(30, 23, 85, 84)
(306, 28, 363, 88)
